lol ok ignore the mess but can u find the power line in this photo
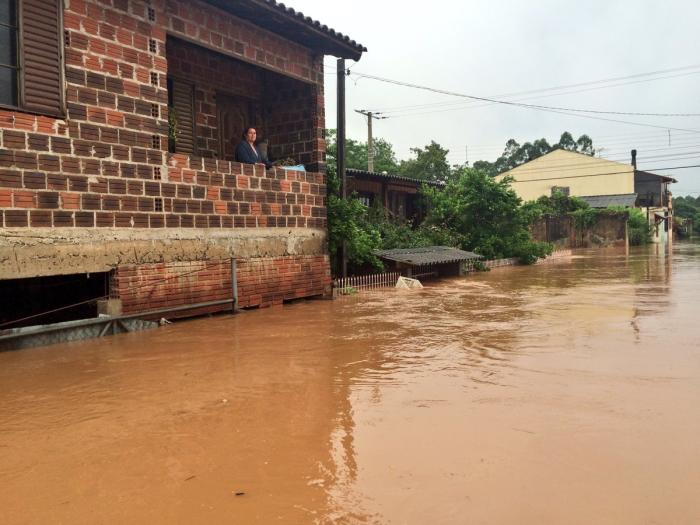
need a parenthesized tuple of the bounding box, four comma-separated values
(473, 153, 700, 176)
(464, 130, 700, 153)
(350, 72, 700, 135)
(365, 71, 700, 118)
(362, 64, 700, 113)
(505, 163, 699, 184)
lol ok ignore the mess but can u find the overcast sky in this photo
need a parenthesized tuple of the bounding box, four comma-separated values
(290, 0, 700, 196)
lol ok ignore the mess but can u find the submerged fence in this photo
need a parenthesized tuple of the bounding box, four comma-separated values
(333, 271, 400, 296)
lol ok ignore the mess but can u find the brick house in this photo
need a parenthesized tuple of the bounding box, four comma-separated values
(0, 0, 365, 328)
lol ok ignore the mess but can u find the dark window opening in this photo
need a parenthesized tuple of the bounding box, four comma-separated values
(147, 6, 156, 22)
(0, 0, 19, 107)
(0, 272, 111, 329)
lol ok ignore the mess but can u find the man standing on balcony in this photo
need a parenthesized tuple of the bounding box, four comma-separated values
(235, 127, 273, 169)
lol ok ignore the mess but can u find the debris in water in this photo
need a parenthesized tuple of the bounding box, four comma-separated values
(395, 276, 423, 289)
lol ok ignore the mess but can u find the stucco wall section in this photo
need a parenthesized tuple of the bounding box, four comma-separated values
(0, 227, 326, 279)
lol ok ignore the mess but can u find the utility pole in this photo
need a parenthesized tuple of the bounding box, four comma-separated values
(337, 59, 347, 278)
(355, 109, 387, 172)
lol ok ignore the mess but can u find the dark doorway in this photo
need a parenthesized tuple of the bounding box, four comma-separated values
(217, 93, 264, 161)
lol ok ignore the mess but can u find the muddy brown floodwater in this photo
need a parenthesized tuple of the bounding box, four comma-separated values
(2, 242, 700, 524)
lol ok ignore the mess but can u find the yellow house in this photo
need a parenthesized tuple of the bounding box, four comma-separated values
(495, 149, 636, 202)
(495, 149, 676, 242)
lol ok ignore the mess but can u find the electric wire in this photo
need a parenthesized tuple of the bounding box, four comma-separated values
(361, 64, 700, 113)
(347, 72, 700, 134)
(505, 163, 699, 184)
(367, 71, 700, 118)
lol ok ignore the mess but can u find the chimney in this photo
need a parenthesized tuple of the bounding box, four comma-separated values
(631, 149, 637, 169)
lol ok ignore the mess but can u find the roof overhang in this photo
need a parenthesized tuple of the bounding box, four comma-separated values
(635, 169, 677, 184)
(202, 0, 366, 60)
(347, 168, 444, 188)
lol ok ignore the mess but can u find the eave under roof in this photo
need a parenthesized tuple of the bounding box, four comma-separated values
(347, 168, 445, 188)
(203, 0, 367, 60)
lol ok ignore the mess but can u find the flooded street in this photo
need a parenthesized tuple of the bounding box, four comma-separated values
(1, 242, 699, 524)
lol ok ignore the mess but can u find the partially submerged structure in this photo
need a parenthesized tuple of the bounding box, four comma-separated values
(375, 246, 482, 279)
(0, 0, 365, 333)
(496, 149, 676, 243)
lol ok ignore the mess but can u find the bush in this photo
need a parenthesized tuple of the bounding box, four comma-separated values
(423, 168, 552, 263)
(522, 192, 590, 223)
(627, 208, 652, 245)
(605, 206, 651, 245)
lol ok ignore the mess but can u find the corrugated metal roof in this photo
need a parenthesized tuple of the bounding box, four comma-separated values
(579, 193, 637, 208)
(347, 168, 444, 187)
(374, 246, 481, 266)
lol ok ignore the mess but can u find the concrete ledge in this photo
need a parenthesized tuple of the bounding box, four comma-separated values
(0, 227, 327, 279)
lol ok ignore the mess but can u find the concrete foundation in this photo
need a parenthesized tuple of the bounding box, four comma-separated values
(0, 227, 326, 279)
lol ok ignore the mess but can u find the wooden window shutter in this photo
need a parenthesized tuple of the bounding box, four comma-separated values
(170, 79, 196, 155)
(21, 0, 63, 116)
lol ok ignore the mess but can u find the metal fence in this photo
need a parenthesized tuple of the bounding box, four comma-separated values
(333, 271, 400, 296)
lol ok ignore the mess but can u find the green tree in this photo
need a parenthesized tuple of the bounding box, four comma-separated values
(325, 129, 399, 173)
(473, 132, 596, 176)
(422, 168, 552, 262)
(398, 141, 452, 183)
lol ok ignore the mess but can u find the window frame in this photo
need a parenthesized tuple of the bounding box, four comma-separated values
(0, 0, 20, 108)
(0, 0, 66, 118)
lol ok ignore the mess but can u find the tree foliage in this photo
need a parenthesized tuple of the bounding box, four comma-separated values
(422, 168, 552, 262)
(473, 132, 595, 177)
(325, 129, 399, 174)
(397, 141, 452, 183)
(673, 195, 700, 224)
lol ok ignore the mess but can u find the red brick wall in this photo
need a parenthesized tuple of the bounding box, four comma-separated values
(0, 0, 326, 229)
(266, 76, 325, 172)
(236, 255, 331, 308)
(166, 154, 325, 229)
(115, 255, 331, 314)
(115, 260, 232, 314)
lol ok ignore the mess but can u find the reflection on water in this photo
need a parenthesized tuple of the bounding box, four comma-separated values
(1, 242, 699, 524)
